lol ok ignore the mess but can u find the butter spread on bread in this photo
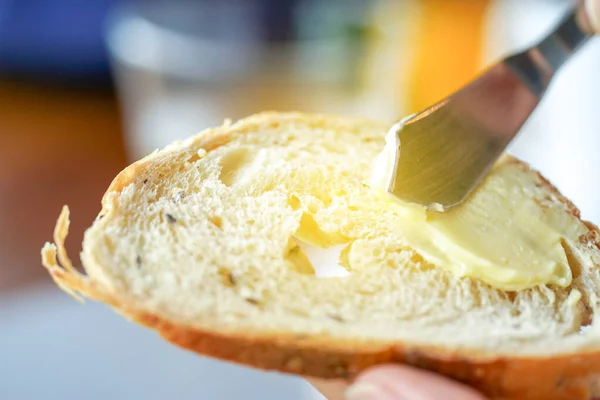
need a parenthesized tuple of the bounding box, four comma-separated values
(368, 125, 584, 291)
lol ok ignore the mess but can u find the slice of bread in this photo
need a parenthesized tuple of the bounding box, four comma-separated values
(42, 112, 600, 400)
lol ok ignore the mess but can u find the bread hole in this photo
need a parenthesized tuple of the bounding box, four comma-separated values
(357, 288, 379, 295)
(261, 182, 276, 192)
(580, 323, 593, 334)
(580, 223, 600, 249)
(409, 253, 436, 272)
(288, 194, 330, 213)
(218, 267, 237, 287)
(288, 195, 323, 214)
(339, 243, 352, 272)
(306, 201, 322, 214)
(287, 307, 310, 318)
(533, 195, 553, 210)
(295, 212, 347, 247)
(555, 287, 593, 335)
(286, 205, 350, 277)
(187, 148, 207, 164)
(285, 239, 315, 275)
(569, 287, 594, 332)
(210, 216, 223, 229)
(561, 239, 582, 279)
(138, 235, 146, 248)
(272, 137, 288, 146)
(386, 251, 434, 272)
(221, 311, 247, 322)
(579, 305, 593, 333)
(509, 307, 522, 317)
(218, 148, 253, 187)
(320, 194, 334, 208)
(187, 154, 200, 163)
(321, 141, 344, 154)
(96, 209, 107, 221)
(288, 195, 302, 211)
(296, 239, 349, 278)
(327, 313, 345, 323)
(103, 236, 115, 253)
(245, 298, 260, 306)
(505, 291, 518, 302)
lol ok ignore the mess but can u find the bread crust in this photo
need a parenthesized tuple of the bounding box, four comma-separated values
(42, 112, 600, 400)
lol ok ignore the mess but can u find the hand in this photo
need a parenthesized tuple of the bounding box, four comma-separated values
(308, 365, 489, 400)
(581, 0, 600, 33)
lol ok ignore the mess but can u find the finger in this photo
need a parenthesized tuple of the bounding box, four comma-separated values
(580, 0, 600, 33)
(345, 365, 489, 400)
(306, 377, 349, 400)
(587, 0, 600, 33)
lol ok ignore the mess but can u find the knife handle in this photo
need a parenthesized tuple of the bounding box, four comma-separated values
(504, 7, 593, 96)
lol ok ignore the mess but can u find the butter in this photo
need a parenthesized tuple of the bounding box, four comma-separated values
(368, 123, 430, 222)
(368, 126, 399, 198)
(368, 126, 586, 291)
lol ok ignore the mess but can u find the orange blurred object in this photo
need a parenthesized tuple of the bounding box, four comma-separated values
(405, 0, 490, 112)
(0, 80, 127, 293)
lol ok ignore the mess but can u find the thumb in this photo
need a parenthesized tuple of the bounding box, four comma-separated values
(588, 0, 600, 33)
(344, 365, 489, 400)
(581, 0, 600, 33)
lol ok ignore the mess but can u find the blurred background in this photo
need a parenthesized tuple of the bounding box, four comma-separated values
(1, 0, 599, 398)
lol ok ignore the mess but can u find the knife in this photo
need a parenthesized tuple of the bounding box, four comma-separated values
(382, 5, 596, 211)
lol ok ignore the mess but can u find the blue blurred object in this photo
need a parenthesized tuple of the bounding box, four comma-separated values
(0, 0, 369, 82)
(0, 0, 117, 79)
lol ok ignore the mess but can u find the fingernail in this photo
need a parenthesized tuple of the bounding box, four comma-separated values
(583, 0, 600, 33)
(345, 381, 399, 400)
(590, 0, 600, 32)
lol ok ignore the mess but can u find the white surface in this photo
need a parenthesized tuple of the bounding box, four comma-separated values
(299, 241, 349, 278)
(485, 0, 600, 226)
(0, 284, 323, 400)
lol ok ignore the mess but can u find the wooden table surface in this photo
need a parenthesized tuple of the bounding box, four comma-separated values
(0, 79, 128, 293)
